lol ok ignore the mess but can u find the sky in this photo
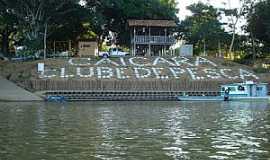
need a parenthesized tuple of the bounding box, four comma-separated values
(176, 0, 245, 33)
(177, 0, 242, 20)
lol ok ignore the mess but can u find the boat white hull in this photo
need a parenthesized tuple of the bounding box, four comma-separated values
(229, 96, 270, 101)
(177, 96, 226, 101)
(177, 96, 270, 102)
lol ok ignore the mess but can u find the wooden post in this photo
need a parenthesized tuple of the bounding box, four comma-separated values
(53, 41, 56, 58)
(133, 27, 136, 56)
(165, 28, 167, 42)
(218, 40, 221, 57)
(43, 23, 47, 60)
(130, 29, 132, 56)
(69, 40, 72, 51)
(203, 38, 206, 56)
(164, 28, 167, 57)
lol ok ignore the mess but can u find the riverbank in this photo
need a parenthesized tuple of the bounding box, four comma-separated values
(0, 76, 42, 102)
(0, 57, 270, 97)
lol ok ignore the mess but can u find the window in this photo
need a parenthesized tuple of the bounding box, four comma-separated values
(238, 85, 245, 91)
(228, 87, 236, 92)
(257, 87, 263, 91)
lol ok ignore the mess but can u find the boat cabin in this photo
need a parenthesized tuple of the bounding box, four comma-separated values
(220, 81, 268, 97)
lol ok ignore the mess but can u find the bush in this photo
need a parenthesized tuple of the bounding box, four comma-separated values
(253, 67, 269, 73)
(222, 61, 236, 67)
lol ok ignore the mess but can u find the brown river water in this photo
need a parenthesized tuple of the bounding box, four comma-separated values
(0, 101, 269, 160)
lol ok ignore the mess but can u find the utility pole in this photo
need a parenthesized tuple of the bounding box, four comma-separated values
(203, 38, 206, 56)
(44, 23, 47, 60)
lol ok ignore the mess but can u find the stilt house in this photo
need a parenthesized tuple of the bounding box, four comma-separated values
(128, 20, 176, 56)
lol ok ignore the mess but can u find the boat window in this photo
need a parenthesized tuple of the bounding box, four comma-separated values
(257, 87, 263, 91)
(228, 87, 236, 92)
(238, 85, 245, 91)
(222, 87, 225, 91)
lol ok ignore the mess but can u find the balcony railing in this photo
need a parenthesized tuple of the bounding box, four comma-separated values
(133, 36, 175, 44)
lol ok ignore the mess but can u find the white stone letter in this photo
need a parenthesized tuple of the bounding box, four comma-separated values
(97, 67, 114, 79)
(195, 57, 217, 67)
(119, 57, 127, 66)
(60, 68, 74, 78)
(153, 57, 175, 66)
(204, 69, 222, 79)
(95, 58, 120, 66)
(171, 57, 194, 66)
(152, 68, 169, 79)
(76, 67, 94, 78)
(134, 68, 152, 79)
(129, 57, 150, 67)
(240, 69, 259, 80)
(220, 69, 239, 79)
(116, 68, 130, 79)
(39, 68, 58, 79)
(187, 68, 205, 80)
(68, 58, 91, 66)
(169, 67, 186, 79)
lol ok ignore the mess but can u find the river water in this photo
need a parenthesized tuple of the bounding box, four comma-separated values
(0, 101, 269, 160)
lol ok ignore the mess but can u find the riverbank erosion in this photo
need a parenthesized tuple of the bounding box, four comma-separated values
(0, 57, 269, 93)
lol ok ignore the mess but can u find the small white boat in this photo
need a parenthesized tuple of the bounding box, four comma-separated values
(178, 81, 270, 101)
(177, 96, 226, 101)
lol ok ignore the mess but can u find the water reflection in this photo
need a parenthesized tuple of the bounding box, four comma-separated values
(0, 101, 269, 160)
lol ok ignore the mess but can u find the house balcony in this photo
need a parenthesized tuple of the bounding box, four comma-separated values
(132, 36, 175, 45)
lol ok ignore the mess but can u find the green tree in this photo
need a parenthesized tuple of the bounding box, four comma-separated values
(85, 0, 178, 48)
(221, 0, 254, 53)
(2, 0, 85, 58)
(180, 2, 229, 56)
(247, 0, 270, 58)
(0, 0, 18, 56)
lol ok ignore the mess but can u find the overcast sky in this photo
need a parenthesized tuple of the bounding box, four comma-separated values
(176, 0, 245, 33)
(177, 0, 241, 20)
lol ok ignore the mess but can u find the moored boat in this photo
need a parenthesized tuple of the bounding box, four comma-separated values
(178, 81, 270, 101)
(46, 95, 66, 102)
(177, 96, 226, 101)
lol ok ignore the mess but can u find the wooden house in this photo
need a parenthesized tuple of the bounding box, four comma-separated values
(128, 20, 176, 56)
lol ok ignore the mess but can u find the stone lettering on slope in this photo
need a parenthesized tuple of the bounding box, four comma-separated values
(129, 57, 151, 67)
(171, 57, 194, 66)
(152, 68, 169, 79)
(169, 67, 186, 79)
(153, 57, 175, 66)
(240, 69, 259, 80)
(69, 58, 91, 66)
(97, 67, 114, 79)
(95, 58, 120, 66)
(195, 57, 217, 67)
(134, 68, 152, 79)
(187, 68, 205, 80)
(77, 67, 94, 78)
(204, 69, 222, 79)
(116, 68, 130, 79)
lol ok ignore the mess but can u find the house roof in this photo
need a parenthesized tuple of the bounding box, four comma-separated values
(128, 20, 177, 27)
